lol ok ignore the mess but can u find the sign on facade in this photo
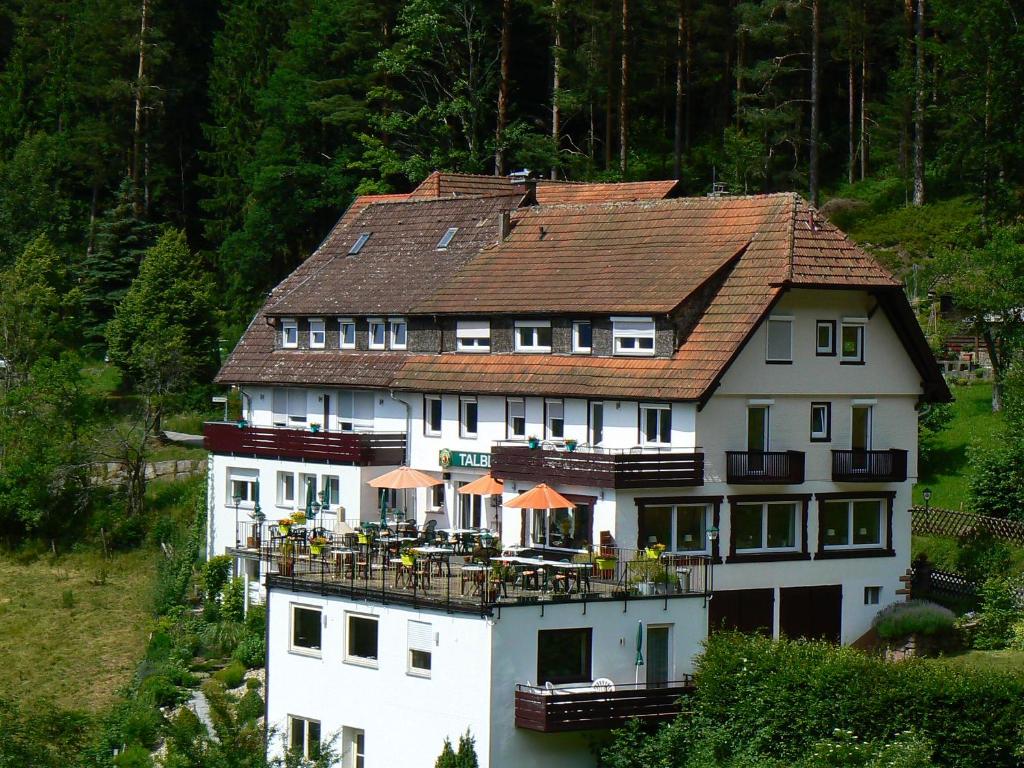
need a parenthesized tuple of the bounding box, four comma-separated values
(439, 449, 491, 469)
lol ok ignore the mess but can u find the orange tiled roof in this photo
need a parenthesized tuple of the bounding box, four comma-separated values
(217, 186, 947, 402)
(405, 171, 679, 205)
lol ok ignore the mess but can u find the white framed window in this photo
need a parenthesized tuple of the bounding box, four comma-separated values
(436, 227, 458, 249)
(612, 317, 655, 356)
(810, 402, 831, 441)
(228, 469, 258, 507)
(864, 586, 882, 605)
(456, 320, 490, 352)
(840, 317, 867, 363)
(299, 473, 318, 509)
(308, 318, 326, 348)
(822, 499, 883, 548)
(339, 319, 356, 349)
(816, 320, 836, 355)
(368, 319, 386, 349)
(339, 390, 374, 432)
(590, 401, 604, 446)
(572, 321, 592, 353)
(290, 604, 322, 655)
(424, 395, 442, 436)
(731, 501, 798, 552)
(323, 475, 340, 507)
(345, 613, 379, 667)
(389, 318, 408, 349)
(640, 403, 672, 446)
(460, 396, 478, 438)
(287, 388, 307, 424)
(349, 232, 371, 254)
(515, 320, 552, 352)
(545, 399, 564, 440)
(277, 471, 296, 507)
(288, 716, 321, 760)
(408, 620, 433, 677)
(458, 482, 483, 528)
(638, 503, 711, 552)
(765, 316, 793, 362)
(342, 728, 366, 768)
(281, 318, 298, 348)
(507, 398, 526, 439)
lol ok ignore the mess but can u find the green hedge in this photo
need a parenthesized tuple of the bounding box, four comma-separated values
(692, 634, 1024, 768)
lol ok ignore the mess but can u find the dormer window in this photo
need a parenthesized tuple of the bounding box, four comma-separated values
(309, 318, 326, 349)
(389, 318, 408, 350)
(281, 319, 298, 349)
(436, 227, 458, 250)
(368, 319, 386, 350)
(572, 321, 592, 353)
(456, 321, 490, 352)
(339, 319, 356, 349)
(515, 320, 552, 353)
(612, 317, 655, 356)
(349, 232, 371, 255)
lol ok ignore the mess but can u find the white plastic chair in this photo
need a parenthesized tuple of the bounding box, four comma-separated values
(592, 678, 615, 691)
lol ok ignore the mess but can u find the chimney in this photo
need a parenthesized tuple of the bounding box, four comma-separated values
(498, 211, 511, 242)
(509, 169, 537, 205)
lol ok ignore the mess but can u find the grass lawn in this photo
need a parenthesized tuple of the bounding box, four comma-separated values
(929, 649, 1024, 676)
(914, 382, 1002, 510)
(0, 548, 156, 711)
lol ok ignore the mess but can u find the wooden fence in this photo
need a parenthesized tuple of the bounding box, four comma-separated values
(912, 566, 978, 602)
(911, 506, 1024, 548)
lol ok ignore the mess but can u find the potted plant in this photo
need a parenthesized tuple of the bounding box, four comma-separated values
(629, 557, 670, 595)
(565, 438, 578, 452)
(236, 418, 248, 429)
(292, 511, 307, 526)
(644, 543, 666, 560)
(278, 517, 293, 535)
(279, 540, 295, 576)
(309, 422, 321, 433)
(357, 531, 370, 546)
(400, 549, 416, 568)
(527, 435, 540, 449)
(309, 535, 328, 556)
(594, 554, 618, 571)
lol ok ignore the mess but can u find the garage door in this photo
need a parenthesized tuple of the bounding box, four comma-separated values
(779, 585, 842, 643)
(709, 588, 774, 635)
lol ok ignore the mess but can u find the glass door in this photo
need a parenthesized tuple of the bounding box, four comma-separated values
(458, 483, 482, 529)
(646, 625, 672, 688)
(747, 405, 769, 472)
(851, 405, 872, 470)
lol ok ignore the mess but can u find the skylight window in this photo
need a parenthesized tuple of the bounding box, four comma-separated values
(436, 227, 458, 250)
(349, 232, 371, 255)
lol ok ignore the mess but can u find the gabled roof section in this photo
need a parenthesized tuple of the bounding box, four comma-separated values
(265, 194, 523, 317)
(405, 171, 679, 205)
(418, 195, 788, 315)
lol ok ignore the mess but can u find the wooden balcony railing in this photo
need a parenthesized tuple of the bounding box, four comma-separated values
(491, 444, 703, 489)
(725, 450, 805, 485)
(515, 679, 694, 732)
(203, 422, 405, 466)
(832, 449, 908, 482)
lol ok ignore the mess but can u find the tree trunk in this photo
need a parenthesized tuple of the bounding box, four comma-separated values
(604, 7, 616, 170)
(131, 0, 149, 214)
(809, 0, 821, 207)
(685, 0, 692, 151)
(551, 0, 561, 180)
(912, 0, 925, 206)
(619, 0, 629, 175)
(860, 21, 868, 180)
(495, 0, 512, 176)
(848, 55, 855, 185)
(673, 0, 685, 179)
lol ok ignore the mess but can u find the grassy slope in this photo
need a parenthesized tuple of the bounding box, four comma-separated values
(914, 382, 1002, 509)
(0, 548, 156, 712)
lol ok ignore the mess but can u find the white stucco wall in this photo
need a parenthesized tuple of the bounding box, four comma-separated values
(265, 590, 494, 768)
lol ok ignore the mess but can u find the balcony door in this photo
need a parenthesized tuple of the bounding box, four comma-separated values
(458, 483, 483, 529)
(747, 405, 770, 472)
(646, 625, 672, 688)
(851, 405, 872, 470)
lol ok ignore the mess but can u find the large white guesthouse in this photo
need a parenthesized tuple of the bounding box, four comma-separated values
(205, 173, 949, 768)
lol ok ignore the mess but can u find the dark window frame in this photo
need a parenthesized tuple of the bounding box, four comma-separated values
(810, 401, 832, 442)
(537, 628, 593, 685)
(423, 394, 443, 436)
(346, 613, 380, 665)
(291, 604, 322, 653)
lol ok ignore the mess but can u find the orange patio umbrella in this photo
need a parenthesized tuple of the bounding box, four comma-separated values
(503, 483, 575, 510)
(456, 473, 505, 496)
(367, 466, 443, 489)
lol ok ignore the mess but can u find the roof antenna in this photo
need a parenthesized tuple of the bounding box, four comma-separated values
(707, 166, 728, 197)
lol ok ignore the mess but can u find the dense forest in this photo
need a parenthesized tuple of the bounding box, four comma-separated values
(0, 0, 1021, 329)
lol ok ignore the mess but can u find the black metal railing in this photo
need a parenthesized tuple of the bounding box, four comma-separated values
(725, 450, 805, 484)
(831, 449, 907, 482)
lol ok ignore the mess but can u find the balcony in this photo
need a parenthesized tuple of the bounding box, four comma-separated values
(832, 449, 908, 483)
(725, 450, 805, 485)
(514, 679, 694, 732)
(491, 443, 704, 489)
(203, 422, 406, 466)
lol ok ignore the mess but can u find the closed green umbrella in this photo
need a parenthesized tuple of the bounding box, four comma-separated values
(634, 620, 644, 684)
